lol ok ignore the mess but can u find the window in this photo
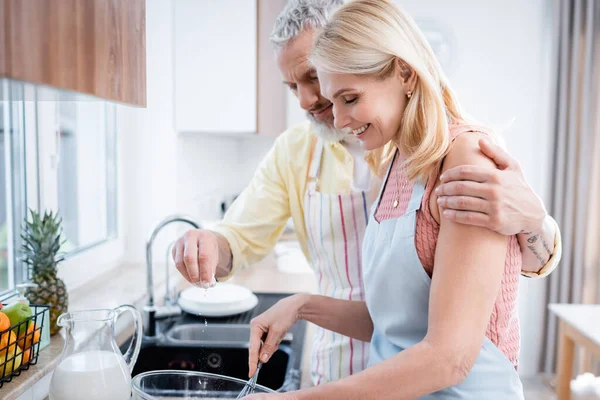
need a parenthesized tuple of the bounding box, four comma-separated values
(0, 79, 28, 293)
(0, 81, 118, 296)
(1, 90, 8, 291)
(36, 87, 118, 256)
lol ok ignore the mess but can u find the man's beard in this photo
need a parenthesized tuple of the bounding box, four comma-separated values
(308, 112, 352, 142)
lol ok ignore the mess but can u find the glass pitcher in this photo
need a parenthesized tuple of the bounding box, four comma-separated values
(49, 305, 143, 400)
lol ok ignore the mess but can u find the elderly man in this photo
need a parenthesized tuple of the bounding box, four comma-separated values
(173, 0, 561, 386)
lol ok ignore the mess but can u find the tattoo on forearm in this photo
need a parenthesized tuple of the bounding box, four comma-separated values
(541, 239, 552, 256)
(527, 245, 546, 266)
(527, 234, 539, 244)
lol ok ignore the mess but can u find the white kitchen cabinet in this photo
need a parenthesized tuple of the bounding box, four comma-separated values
(174, 0, 257, 134)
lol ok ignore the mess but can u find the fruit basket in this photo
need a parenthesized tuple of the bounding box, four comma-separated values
(0, 303, 48, 388)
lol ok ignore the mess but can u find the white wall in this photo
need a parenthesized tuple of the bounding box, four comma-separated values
(175, 133, 277, 221)
(237, 135, 278, 187)
(121, 0, 181, 265)
(176, 134, 242, 220)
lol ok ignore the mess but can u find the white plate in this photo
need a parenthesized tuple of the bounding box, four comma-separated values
(179, 294, 258, 317)
(178, 283, 259, 317)
(180, 282, 254, 305)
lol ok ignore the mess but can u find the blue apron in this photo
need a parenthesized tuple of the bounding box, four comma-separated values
(362, 153, 524, 399)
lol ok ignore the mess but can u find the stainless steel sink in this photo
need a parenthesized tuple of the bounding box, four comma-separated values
(133, 343, 296, 391)
(129, 323, 299, 392)
(127, 293, 306, 392)
(167, 323, 293, 347)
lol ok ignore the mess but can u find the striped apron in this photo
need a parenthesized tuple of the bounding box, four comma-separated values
(303, 137, 370, 385)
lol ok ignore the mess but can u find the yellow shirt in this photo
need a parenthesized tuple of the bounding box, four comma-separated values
(214, 122, 561, 279)
(213, 122, 336, 278)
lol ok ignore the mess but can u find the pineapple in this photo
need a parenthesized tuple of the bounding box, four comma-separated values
(20, 209, 68, 336)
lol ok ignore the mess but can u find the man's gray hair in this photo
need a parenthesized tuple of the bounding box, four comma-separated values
(270, 0, 345, 49)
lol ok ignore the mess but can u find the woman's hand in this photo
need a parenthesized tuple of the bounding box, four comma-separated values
(248, 294, 309, 377)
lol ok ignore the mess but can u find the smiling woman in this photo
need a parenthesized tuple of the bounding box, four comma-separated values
(244, 1, 530, 399)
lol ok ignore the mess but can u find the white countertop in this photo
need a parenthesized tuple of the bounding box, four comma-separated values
(548, 303, 600, 345)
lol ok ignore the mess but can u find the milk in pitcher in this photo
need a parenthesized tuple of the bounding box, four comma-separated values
(49, 350, 131, 400)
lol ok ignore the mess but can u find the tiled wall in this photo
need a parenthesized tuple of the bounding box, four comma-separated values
(176, 133, 276, 221)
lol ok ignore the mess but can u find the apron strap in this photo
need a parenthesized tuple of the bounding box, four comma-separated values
(372, 149, 427, 215)
(371, 150, 398, 214)
(307, 137, 325, 191)
(407, 178, 426, 213)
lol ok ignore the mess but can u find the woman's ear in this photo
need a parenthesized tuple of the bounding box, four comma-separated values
(395, 57, 417, 94)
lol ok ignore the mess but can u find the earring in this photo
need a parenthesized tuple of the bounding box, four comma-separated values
(407, 91, 412, 99)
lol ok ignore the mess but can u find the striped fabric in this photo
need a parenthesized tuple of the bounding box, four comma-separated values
(303, 137, 370, 384)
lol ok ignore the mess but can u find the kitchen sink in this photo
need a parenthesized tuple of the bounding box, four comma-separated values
(125, 293, 306, 392)
(167, 324, 251, 346)
(167, 323, 294, 347)
(132, 343, 295, 391)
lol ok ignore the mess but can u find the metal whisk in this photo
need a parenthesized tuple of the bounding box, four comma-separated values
(235, 362, 263, 399)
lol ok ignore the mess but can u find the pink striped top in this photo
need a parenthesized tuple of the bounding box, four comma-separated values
(374, 125, 521, 367)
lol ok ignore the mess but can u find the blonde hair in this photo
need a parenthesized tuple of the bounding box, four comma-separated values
(310, 0, 472, 180)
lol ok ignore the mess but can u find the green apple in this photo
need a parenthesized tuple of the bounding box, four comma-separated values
(2, 302, 33, 337)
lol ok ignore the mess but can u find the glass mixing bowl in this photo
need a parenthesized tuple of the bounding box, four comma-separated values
(131, 370, 276, 399)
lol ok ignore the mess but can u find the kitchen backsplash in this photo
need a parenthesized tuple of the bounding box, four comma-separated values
(176, 132, 277, 221)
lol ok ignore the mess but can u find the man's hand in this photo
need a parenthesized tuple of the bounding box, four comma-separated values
(172, 229, 220, 287)
(436, 138, 546, 235)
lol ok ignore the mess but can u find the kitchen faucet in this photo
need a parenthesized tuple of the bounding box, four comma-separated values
(144, 214, 200, 338)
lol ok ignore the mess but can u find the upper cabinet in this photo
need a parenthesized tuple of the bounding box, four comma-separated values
(174, 0, 288, 136)
(174, 0, 257, 134)
(0, 0, 147, 107)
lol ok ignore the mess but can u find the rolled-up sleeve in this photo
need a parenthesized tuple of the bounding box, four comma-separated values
(521, 215, 562, 278)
